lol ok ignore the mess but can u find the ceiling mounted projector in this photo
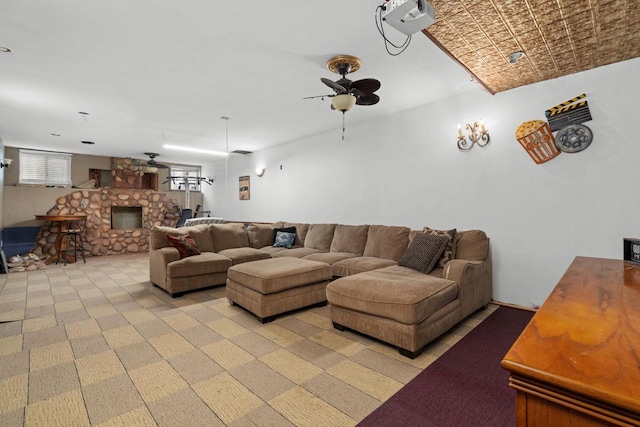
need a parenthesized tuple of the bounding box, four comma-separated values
(382, 0, 436, 36)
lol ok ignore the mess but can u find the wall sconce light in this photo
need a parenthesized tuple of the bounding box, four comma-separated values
(0, 158, 13, 168)
(457, 121, 490, 151)
(255, 167, 265, 177)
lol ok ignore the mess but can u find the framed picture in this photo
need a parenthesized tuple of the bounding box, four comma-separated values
(239, 175, 250, 200)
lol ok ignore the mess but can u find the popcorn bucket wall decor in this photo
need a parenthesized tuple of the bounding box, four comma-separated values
(515, 120, 560, 164)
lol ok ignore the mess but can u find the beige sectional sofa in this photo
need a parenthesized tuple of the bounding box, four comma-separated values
(149, 221, 492, 357)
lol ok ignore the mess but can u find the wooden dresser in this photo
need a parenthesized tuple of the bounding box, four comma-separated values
(502, 256, 640, 426)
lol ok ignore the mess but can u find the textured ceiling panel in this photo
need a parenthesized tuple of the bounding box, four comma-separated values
(424, 0, 640, 94)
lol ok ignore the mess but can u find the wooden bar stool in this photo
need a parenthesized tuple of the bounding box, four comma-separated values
(57, 219, 87, 265)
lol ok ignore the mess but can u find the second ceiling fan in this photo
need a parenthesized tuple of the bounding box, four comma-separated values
(144, 152, 169, 169)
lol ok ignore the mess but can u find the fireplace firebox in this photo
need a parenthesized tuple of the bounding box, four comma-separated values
(111, 206, 143, 230)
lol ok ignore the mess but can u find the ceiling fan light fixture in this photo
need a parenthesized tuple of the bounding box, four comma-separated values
(331, 94, 356, 112)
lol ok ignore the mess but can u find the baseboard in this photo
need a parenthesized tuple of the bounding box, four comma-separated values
(491, 300, 538, 312)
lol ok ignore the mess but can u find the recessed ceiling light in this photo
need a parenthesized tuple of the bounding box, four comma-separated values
(508, 51, 526, 64)
(51, 133, 61, 137)
(81, 140, 95, 145)
(0, 46, 11, 53)
(78, 111, 89, 116)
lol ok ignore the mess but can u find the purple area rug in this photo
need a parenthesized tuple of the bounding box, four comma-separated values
(358, 306, 534, 427)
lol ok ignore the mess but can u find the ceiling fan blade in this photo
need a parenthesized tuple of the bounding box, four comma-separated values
(356, 93, 380, 106)
(351, 78, 380, 94)
(336, 77, 352, 91)
(145, 152, 170, 169)
(148, 160, 169, 169)
(321, 77, 346, 94)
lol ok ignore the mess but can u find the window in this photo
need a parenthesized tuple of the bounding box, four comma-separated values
(19, 149, 72, 186)
(169, 165, 202, 191)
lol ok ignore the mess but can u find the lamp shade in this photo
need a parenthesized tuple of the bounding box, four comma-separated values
(331, 94, 356, 112)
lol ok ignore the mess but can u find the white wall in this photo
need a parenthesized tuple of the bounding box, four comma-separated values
(211, 58, 640, 307)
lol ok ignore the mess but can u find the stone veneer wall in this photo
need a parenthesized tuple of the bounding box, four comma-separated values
(34, 189, 178, 258)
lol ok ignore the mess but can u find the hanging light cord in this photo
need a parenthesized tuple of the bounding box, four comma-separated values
(222, 116, 229, 209)
(342, 112, 346, 141)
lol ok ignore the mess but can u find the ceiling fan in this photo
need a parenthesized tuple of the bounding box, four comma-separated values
(306, 55, 381, 113)
(144, 152, 169, 169)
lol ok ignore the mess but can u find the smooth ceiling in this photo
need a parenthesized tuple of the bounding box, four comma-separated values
(0, 1, 636, 165)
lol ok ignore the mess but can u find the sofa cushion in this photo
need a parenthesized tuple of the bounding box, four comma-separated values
(330, 224, 369, 256)
(257, 246, 288, 256)
(398, 233, 449, 274)
(210, 223, 250, 252)
(167, 252, 232, 278)
(274, 231, 296, 248)
(332, 257, 397, 277)
(166, 234, 201, 259)
(303, 252, 358, 265)
(272, 247, 325, 258)
(455, 230, 489, 261)
(303, 224, 336, 251)
(362, 225, 410, 261)
(283, 222, 309, 246)
(217, 247, 272, 265)
(326, 265, 457, 325)
(246, 223, 279, 249)
(424, 227, 457, 268)
(150, 225, 214, 252)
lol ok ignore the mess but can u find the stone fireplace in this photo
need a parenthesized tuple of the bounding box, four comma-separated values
(34, 188, 178, 258)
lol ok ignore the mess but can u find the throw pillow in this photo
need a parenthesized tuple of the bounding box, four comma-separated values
(166, 234, 201, 259)
(273, 226, 296, 243)
(398, 233, 450, 274)
(273, 231, 296, 249)
(424, 227, 457, 268)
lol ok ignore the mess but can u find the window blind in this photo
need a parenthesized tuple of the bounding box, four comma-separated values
(19, 149, 72, 186)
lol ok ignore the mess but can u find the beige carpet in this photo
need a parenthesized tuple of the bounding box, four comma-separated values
(0, 253, 497, 426)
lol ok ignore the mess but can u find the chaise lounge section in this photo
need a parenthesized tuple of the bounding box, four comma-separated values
(326, 229, 492, 358)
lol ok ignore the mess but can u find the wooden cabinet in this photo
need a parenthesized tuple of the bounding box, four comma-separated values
(502, 257, 640, 426)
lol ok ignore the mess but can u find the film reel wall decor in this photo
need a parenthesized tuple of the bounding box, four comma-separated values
(515, 93, 594, 164)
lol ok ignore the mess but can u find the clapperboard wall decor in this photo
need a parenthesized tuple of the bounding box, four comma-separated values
(545, 94, 594, 154)
(545, 94, 592, 132)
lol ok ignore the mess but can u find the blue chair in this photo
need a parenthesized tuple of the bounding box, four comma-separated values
(0, 227, 41, 259)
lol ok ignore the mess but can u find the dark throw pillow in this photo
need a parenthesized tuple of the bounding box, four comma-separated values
(423, 227, 457, 268)
(273, 226, 296, 242)
(398, 233, 450, 274)
(167, 234, 201, 259)
(273, 231, 296, 249)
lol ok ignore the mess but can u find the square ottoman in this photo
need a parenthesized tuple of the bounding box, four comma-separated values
(226, 257, 332, 323)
